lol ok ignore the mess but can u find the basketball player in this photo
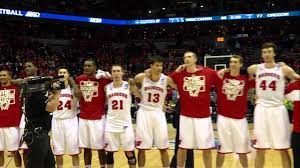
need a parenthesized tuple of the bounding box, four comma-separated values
(0, 70, 22, 168)
(75, 59, 111, 168)
(104, 65, 140, 168)
(215, 55, 255, 168)
(285, 80, 300, 168)
(134, 56, 177, 168)
(170, 51, 218, 168)
(247, 43, 300, 168)
(51, 67, 80, 168)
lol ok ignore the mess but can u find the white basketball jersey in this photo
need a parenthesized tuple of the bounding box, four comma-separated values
(106, 81, 132, 132)
(255, 63, 285, 107)
(140, 74, 168, 111)
(53, 86, 78, 119)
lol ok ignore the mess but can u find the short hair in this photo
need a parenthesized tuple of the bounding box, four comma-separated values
(84, 58, 97, 66)
(184, 51, 198, 59)
(261, 42, 278, 55)
(57, 66, 69, 73)
(149, 56, 164, 64)
(231, 55, 244, 64)
(112, 64, 123, 71)
(0, 69, 12, 76)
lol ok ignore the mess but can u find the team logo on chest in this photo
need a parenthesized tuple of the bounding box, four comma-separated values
(222, 79, 245, 101)
(183, 75, 205, 97)
(80, 81, 99, 102)
(0, 89, 16, 110)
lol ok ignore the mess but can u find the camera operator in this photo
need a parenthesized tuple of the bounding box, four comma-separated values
(23, 87, 61, 168)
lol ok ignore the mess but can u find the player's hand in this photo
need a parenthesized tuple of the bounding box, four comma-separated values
(103, 71, 112, 79)
(217, 68, 229, 79)
(248, 75, 255, 81)
(175, 64, 186, 72)
(95, 69, 111, 79)
(163, 104, 174, 113)
(278, 62, 287, 67)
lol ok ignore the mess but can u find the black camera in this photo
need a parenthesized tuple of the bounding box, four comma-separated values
(21, 75, 65, 94)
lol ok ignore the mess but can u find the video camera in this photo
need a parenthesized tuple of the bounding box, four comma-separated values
(21, 75, 65, 94)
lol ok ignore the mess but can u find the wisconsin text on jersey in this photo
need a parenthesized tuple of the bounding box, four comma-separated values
(144, 86, 164, 92)
(258, 73, 280, 79)
(108, 92, 128, 98)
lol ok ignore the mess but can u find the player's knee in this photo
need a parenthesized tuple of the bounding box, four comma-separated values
(125, 151, 136, 165)
(106, 152, 114, 164)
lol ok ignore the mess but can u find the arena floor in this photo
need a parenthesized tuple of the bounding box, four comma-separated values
(3, 124, 294, 168)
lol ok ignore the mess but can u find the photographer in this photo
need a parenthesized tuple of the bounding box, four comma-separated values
(23, 87, 60, 168)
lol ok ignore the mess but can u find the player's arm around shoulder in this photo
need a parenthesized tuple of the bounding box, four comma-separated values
(68, 77, 82, 99)
(134, 73, 145, 88)
(129, 78, 141, 98)
(281, 65, 300, 80)
(174, 64, 186, 73)
(104, 84, 108, 95)
(217, 68, 229, 79)
(247, 64, 257, 76)
(167, 76, 177, 90)
(70, 77, 82, 99)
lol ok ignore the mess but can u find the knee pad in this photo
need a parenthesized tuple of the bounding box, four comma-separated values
(106, 152, 114, 164)
(125, 151, 136, 165)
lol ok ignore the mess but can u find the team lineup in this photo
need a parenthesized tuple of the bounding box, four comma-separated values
(0, 42, 300, 168)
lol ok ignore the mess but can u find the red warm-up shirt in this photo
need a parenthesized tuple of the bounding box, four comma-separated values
(0, 85, 22, 127)
(170, 66, 217, 118)
(216, 72, 255, 119)
(286, 80, 300, 133)
(76, 75, 111, 120)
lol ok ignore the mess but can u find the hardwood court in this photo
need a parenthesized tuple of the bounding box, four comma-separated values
(3, 124, 294, 168)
